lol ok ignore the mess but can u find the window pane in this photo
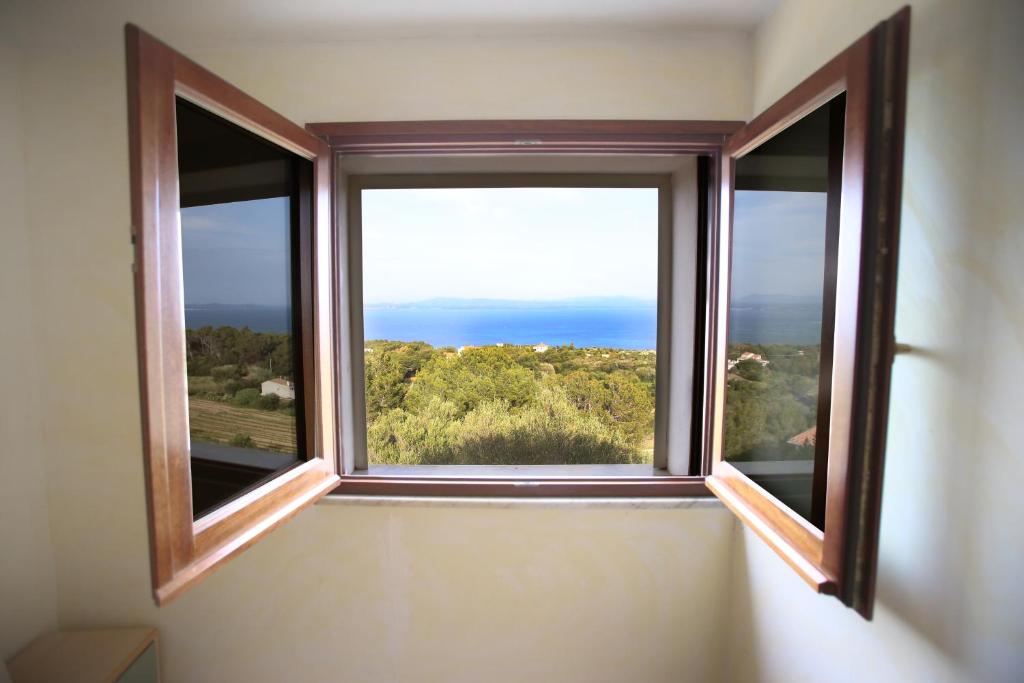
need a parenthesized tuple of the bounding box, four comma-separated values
(176, 97, 309, 518)
(361, 186, 659, 466)
(725, 96, 845, 527)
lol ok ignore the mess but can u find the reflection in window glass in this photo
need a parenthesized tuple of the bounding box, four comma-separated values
(361, 187, 659, 467)
(176, 97, 309, 518)
(724, 96, 844, 527)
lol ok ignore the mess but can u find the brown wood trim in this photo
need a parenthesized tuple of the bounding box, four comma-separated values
(725, 46, 853, 158)
(706, 7, 909, 618)
(818, 29, 873, 591)
(842, 5, 910, 618)
(307, 119, 744, 155)
(127, 23, 195, 591)
(160, 465, 338, 604)
(332, 475, 711, 498)
(126, 23, 339, 606)
(706, 471, 833, 593)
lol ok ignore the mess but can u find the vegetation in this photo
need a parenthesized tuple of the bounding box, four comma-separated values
(188, 398, 297, 453)
(364, 341, 656, 465)
(184, 326, 297, 453)
(724, 343, 820, 461)
(180, 324, 819, 465)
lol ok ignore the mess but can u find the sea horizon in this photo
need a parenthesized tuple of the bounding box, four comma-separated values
(185, 297, 822, 348)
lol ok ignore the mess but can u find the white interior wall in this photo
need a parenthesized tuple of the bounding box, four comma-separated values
(727, 1, 1024, 682)
(0, 38, 59, 666)
(0, 9, 751, 682)
(7, 2, 1018, 681)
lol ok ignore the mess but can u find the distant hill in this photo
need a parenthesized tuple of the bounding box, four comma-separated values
(736, 294, 822, 306)
(366, 296, 656, 310)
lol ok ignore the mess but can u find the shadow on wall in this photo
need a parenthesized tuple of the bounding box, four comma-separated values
(872, 0, 1023, 678)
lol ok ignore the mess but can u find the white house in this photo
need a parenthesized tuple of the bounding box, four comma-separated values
(728, 352, 770, 371)
(261, 377, 295, 400)
(533, 343, 549, 353)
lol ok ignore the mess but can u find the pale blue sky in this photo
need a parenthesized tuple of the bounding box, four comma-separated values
(181, 197, 292, 307)
(731, 190, 827, 302)
(178, 188, 825, 309)
(361, 187, 659, 304)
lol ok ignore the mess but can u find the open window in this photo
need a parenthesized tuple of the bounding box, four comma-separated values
(126, 25, 338, 604)
(126, 6, 907, 615)
(705, 8, 909, 617)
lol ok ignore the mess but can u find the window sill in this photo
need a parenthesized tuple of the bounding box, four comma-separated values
(328, 467, 711, 498)
(319, 494, 723, 510)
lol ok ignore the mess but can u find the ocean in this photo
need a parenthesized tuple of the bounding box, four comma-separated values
(727, 302, 823, 346)
(185, 302, 821, 349)
(186, 305, 292, 333)
(365, 306, 657, 349)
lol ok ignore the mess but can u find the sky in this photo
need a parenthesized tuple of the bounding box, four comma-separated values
(361, 187, 659, 305)
(177, 187, 824, 309)
(730, 190, 827, 302)
(181, 196, 292, 307)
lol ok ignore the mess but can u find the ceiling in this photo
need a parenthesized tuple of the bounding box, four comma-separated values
(2, 0, 779, 47)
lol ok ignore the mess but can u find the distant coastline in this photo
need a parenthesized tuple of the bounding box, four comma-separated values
(185, 297, 822, 348)
(365, 296, 657, 311)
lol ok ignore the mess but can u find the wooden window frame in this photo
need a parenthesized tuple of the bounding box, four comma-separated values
(126, 25, 339, 605)
(305, 121, 745, 497)
(705, 7, 909, 618)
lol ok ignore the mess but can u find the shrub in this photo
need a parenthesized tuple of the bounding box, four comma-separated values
(186, 375, 220, 396)
(211, 364, 240, 381)
(232, 388, 260, 407)
(366, 387, 645, 466)
(230, 433, 255, 447)
(256, 394, 281, 410)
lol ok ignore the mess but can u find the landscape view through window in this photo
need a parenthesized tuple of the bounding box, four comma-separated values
(361, 186, 659, 466)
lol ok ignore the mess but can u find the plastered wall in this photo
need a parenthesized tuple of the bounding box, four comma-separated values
(0, 12, 750, 682)
(0, 40, 59, 666)
(726, 1, 1024, 682)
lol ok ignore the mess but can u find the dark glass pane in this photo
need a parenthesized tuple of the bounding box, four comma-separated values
(176, 97, 310, 519)
(724, 95, 845, 528)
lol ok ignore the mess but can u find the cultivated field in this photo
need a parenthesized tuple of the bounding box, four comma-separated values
(188, 397, 297, 453)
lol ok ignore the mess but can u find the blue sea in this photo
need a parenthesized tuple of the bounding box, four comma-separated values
(186, 305, 292, 333)
(185, 301, 821, 349)
(365, 306, 657, 349)
(727, 302, 823, 346)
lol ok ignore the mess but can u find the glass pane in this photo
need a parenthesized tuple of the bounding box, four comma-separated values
(361, 187, 659, 467)
(175, 97, 310, 519)
(724, 95, 845, 528)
